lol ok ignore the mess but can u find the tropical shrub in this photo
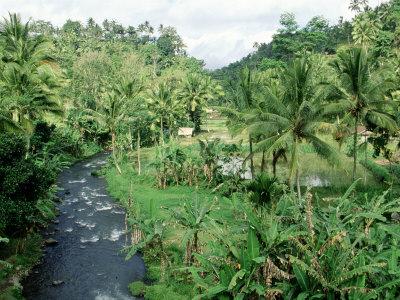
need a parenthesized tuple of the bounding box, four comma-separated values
(184, 183, 400, 299)
(0, 133, 56, 236)
(360, 159, 392, 183)
(246, 173, 285, 207)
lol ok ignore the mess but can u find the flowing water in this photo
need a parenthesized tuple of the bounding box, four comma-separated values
(22, 152, 145, 300)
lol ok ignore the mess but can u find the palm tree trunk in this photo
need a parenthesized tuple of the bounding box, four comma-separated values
(160, 116, 164, 145)
(296, 169, 301, 199)
(261, 150, 265, 173)
(128, 126, 133, 151)
(249, 136, 254, 179)
(25, 135, 30, 159)
(353, 117, 358, 182)
(272, 150, 277, 177)
(137, 129, 141, 176)
(112, 131, 122, 174)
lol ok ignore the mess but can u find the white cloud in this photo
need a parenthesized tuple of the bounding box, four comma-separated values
(0, 0, 385, 69)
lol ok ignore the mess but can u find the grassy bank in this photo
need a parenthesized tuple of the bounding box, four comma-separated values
(105, 164, 219, 299)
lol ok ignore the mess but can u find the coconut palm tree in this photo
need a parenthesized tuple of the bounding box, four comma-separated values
(352, 12, 382, 49)
(223, 68, 262, 178)
(178, 73, 216, 132)
(324, 47, 397, 181)
(114, 77, 145, 173)
(0, 13, 64, 152)
(95, 91, 126, 174)
(146, 82, 183, 145)
(254, 58, 340, 198)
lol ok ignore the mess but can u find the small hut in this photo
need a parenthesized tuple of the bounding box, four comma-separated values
(178, 127, 194, 137)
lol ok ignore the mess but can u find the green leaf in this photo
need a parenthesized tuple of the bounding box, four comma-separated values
(228, 269, 247, 290)
(234, 294, 245, 300)
(310, 294, 325, 299)
(247, 227, 260, 260)
(297, 292, 309, 300)
(249, 284, 265, 295)
(252, 256, 266, 264)
(293, 263, 309, 291)
(192, 285, 228, 300)
(356, 212, 386, 222)
(340, 179, 360, 203)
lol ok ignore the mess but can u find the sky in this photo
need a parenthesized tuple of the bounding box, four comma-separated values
(0, 0, 384, 69)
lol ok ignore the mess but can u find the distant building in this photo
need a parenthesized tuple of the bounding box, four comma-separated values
(178, 127, 194, 137)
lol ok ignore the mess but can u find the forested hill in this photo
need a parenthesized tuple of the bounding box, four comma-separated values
(212, 0, 400, 83)
(28, 17, 207, 109)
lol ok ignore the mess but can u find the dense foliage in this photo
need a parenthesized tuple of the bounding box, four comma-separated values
(1, 0, 400, 298)
(0, 133, 56, 236)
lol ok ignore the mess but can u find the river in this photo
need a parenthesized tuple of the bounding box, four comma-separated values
(22, 152, 145, 300)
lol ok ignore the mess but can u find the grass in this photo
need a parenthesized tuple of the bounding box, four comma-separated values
(105, 164, 235, 228)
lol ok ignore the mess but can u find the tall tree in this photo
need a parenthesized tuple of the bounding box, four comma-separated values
(325, 47, 398, 181)
(146, 82, 183, 145)
(178, 73, 216, 132)
(95, 91, 127, 174)
(0, 13, 63, 151)
(225, 67, 261, 178)
(254, 58, 340, 198)
(114, 77, 145, 174)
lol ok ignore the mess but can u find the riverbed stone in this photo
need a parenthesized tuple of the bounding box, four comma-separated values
(391, 212, 400, 220)
(45, 238, 58, 245)
(52, 280, 64, 286)
(53, 220, 59, 224)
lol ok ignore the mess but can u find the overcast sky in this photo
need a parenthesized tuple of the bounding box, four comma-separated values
(0, 0, 384, 69)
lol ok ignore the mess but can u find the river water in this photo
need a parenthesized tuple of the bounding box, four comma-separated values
(22, 152, 145, 300)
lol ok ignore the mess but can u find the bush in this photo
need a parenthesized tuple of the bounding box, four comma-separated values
(30, 121, 55, 152)
(246, 173, 285, 206)
(360, 159, 391, 183)
(128, 281, 146, 297)
(144, 284, 186, 300)
(0, 133, 56, 236)
(91, 170, 101, 177)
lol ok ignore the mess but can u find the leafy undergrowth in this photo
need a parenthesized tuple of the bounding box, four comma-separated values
(0, 233, 43, 300)
(106, 158, 400, 300)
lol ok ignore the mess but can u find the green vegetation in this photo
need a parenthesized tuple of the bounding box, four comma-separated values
(1, 0, 400, 298)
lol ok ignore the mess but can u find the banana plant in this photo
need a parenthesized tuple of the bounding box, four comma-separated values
(190, 227, 273, 300)
(165, 196, 215, 266)
(123, 198, 171, 281)
(288, 183, 400, 299)
(186, 194, 298, 299)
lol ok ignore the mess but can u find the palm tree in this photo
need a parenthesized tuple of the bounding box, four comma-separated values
(223, 68, 262, 178)
(0, 13, 64, 152)
(146, 82, 183, 145)
(348, 0, 369, 13)
(114, 77, 145, 174)
(325, 47, 397, 181)
(254, 58, 340, 198)
(95, 92, 126, 174)
(352, 12, 382, 49)
(178, 73, 216, 132)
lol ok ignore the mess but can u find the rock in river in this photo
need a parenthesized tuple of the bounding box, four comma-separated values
(45, 238, 58, 246)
